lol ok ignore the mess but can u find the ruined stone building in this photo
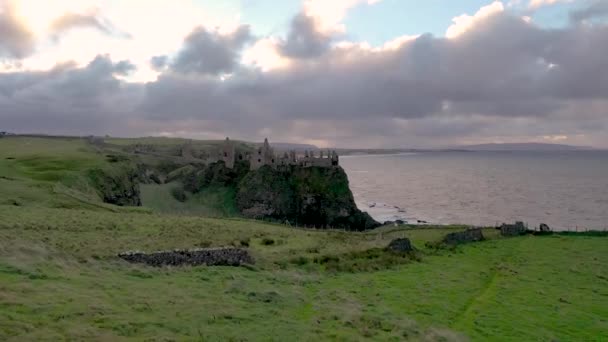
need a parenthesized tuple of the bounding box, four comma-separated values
(227, 138, 339, 170)
(250, 138, 275, 170)
(165, 137, 338, 170)
(220, 137, 235, 169)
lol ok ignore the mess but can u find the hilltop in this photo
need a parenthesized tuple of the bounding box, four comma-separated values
(0, 135, 377, 230)
(459, 142, 594, 151)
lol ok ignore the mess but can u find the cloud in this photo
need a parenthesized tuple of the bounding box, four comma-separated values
(137, 7, 608, 147)
(570, 0, 608, 23)
(243, 37, 291, 71)
(446, 1, 505, 38)
(277, 0, 384, 61)
(0, 1, 35, 59)
(303, 0, 382, 33)
(149, 55, 168, 72)
(169, 25, 252, 75)
(49, 11, 131, 40)
(0, 55, 143, 135)
(1, 2, 608, 148)
(279, 13, 333, 59)
(528, 0, 573, 9)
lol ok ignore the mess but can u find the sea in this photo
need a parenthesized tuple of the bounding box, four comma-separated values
(340, 151, 608, 231)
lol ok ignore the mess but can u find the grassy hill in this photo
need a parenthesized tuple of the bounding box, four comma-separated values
(1, 136, 607, 341)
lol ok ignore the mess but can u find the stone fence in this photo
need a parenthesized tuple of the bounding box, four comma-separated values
(118, 247, 254, 267)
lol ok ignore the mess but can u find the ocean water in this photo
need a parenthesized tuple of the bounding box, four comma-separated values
(340, 151, 608, 231)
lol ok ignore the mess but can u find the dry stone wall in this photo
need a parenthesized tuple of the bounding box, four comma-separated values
(118, 248, 254, 267)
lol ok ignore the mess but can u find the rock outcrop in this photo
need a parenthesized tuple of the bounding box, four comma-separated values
(236, 165, 380, 231)
(539, 223, 551, 232)
(443, 228, 485, 245)
(499, 221, 528, 237)
(87, 164, 141, 206)
(387, 238, 414, 253)
(118, 248, 254, 267)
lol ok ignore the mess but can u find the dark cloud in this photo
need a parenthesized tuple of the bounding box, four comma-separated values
(150, 55, 168, 71)
(49, 12, 132, 41)
(279, 13, 332, 59)
(0, 55, 143, 135)
(169, 25, 252, 75)
(1, 8, 608, 148)
(0, 1, 35, 59)
(570, 0, 608, 23)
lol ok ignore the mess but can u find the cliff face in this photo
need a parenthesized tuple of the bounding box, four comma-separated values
(87, 163, 142, 206)
(236, 165, 379, 231)
(121, 158, 379, 230)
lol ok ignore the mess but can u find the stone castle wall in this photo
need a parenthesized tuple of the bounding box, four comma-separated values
(136, 137, 339, 171)
(239, 138, 339, 171)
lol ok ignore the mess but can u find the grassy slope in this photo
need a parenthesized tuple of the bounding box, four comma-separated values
(1, 137, 607, 341)
(0, 207, 606, 341)
(0, 137, 105, 207)
(140, 182, 239, 217)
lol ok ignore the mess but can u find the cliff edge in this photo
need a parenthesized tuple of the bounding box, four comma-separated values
(236, 165, 379, 231)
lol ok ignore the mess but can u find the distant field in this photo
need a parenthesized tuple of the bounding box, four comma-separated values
(105, 136, 255, 151)
(0, 136, 607, 341)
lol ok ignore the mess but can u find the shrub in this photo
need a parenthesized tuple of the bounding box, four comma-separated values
(290, 256, 309, 266)
(171, 186, 187, 202)
(261, 238, 275, 245)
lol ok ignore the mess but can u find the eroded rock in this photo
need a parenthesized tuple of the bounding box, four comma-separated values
(539, 223, 551, 232)
(387, 238, 414, 253)
(443, 228, 485, 245)
(499, 221, 527, 237)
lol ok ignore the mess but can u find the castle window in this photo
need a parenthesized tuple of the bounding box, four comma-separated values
(272, 159, 275, 163)
(239, 154, 243, 160)
(224, 152, 228, 157)
(258, 159, 261, 163)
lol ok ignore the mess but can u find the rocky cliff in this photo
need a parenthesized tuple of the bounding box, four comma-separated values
(110, 157, 379, 230)
(236, 165, 379, 231)
(87, 163, 142, 206)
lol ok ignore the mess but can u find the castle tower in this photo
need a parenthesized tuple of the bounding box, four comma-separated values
(250, 138, 275, 170)
(331, 150, 339, 166)
(289, 150, 297, 164)
(221, 137, 235, 169)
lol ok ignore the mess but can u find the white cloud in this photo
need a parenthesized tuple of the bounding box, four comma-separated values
(528, 0, 573, 9)
(303, 0, 382, 33)
(243, 37, 291, 71)
(446, 1, 505, 39)
(12, 0, 103, 38)
(9, 0, 242, 82)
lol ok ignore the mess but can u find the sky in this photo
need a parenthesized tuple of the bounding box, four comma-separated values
(1, 0, 607, 148)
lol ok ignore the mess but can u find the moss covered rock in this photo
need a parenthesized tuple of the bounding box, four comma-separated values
(236, 165, 380, 231)
(87, 163, 141, 206)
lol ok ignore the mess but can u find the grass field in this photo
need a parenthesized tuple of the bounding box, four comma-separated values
(1, 136, 607, 341)
(140, 183, 239, 217)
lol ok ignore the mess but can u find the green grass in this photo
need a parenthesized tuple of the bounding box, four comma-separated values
(105, 136, 255, 154)
(0, 137, 110, 209)
(0, 205, 606, 341)
(1, 136, 607, 341)
(141, 183, 239, 217)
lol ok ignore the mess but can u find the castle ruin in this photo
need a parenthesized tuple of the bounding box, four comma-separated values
(225, 137, 338, 170)
(132, 137, 338, 171)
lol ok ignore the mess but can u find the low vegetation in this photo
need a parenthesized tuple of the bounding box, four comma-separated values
(1, 136, 606, 341)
